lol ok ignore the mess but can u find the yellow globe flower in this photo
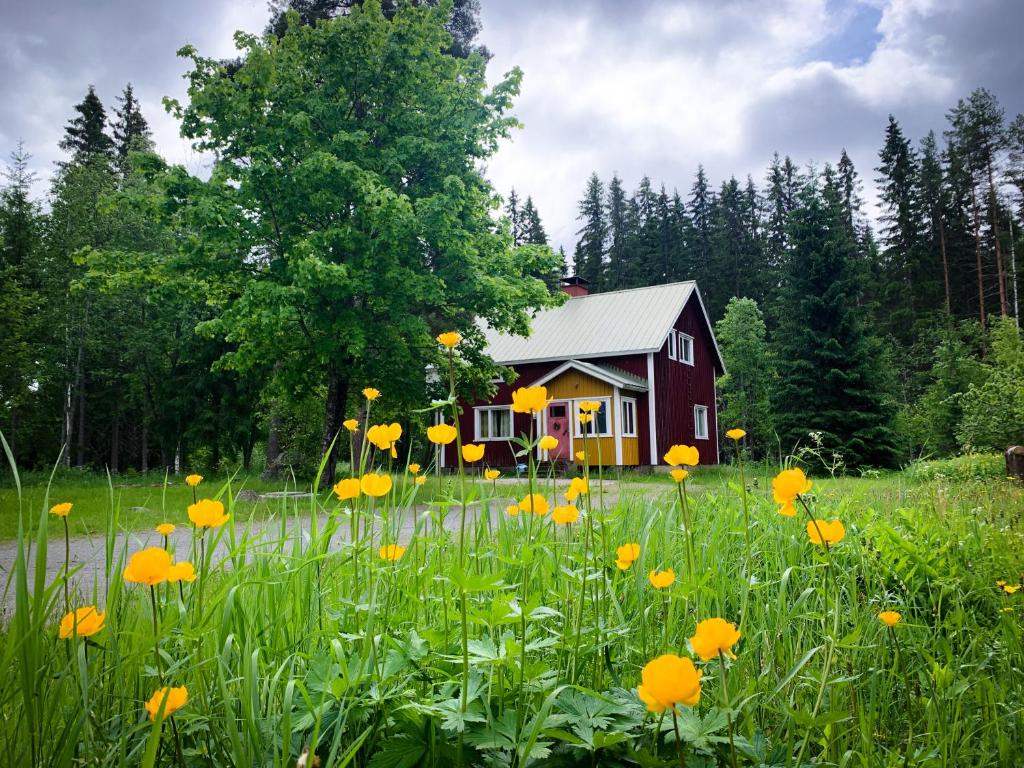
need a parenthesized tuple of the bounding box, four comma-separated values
(408, 463, 421, 474)
(996, 579, 1006, 587)
(578, 400, 602, 412)
(414, 475, 427, 486)
(333, 478, 361, 501)
(185, 474, 203, 488)
(649, 568, 676, 589)
(343, 418, 359, 432)
(1005, 584, 1021, 594)
(511, 385, 548, 414)
(806, 519, 845, 546)
(167, 562, 197, 583)
(437, 331, 462, 348)
(689, 617, 741, 661)
(123, 547, 174, 586)
(565, 477, 589, 502)
(578, 413, 593, 425)
(484, 469, 500, 481)
(360, 473, 393, 498)
(427, 423, 458, 445)
(574, 451, 585, 462)
(145, 686, 188, 720)
(726, 428, 746, 440)
(462, 443, 485, 463)
(637, 654, 702, 713)
(669, 468, 688, 482)
(518, 493, 550, 516)
(362, 387, 381, 401)
(879, 611, 902, 627)
(156, 523, 175, 536)
(505, 503, 520, 517)
(773, 467, 812, 517)
(379, 544, 407, 561)
(49, 502, 73, 517)
(367, 423, 402, 451)
(188, 499, 229, 529)
(59, 606, 106, 639)
(538, 435, 558, 451)
(663, 444, 699, 467)
(552, 504, 579, 525)
(615, 542, 640, 570)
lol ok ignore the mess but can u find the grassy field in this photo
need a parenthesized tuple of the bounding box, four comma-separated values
(1, 448, 1022, 767)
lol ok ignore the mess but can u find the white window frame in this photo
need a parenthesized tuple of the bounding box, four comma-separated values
(693, 404, 709, 440)
(667, 331, 677, 360)
(572, 397, 613, 438)
(620, 398, 638, 437)
(677, 332, 694, 365)
(474, 406, 513, 441)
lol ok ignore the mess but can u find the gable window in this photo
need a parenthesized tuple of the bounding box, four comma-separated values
(667, 331, 677, 360)
(475, 406, 512, 441)
(620, 398, 637, 437)
(574, 398, 612, 438)
(677, 333, 694, 365)
(693, 405, 709, 440)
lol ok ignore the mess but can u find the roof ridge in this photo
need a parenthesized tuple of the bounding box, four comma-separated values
(564, 280, 695, 300)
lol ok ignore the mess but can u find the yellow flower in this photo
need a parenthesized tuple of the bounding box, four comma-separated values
(773, 467, 812, 517)
(565, 476, 589, 502)
(578, 413, 593, 425)
(185, 474, 203, 488)
(689, 617, 741, 661)
(188, 498, 229, 529)
(123, 547, 174, 586)
(615, 543, 640, 570)
(806, 519, 845, 545)
(1005, 584, 1021, 594)
(145, 686, 188, 720)
(669, 468, 688, 483)
(362, 388, 380, 401)
(726, 428, 746, 440)
(50, 502, 73, 517)
(408, 463, 421, 474)
(343, 418, 359, 432)
(462, 443, 485, 463)
(996, 580, 1006, 587)
(663, 444, 699, 467)
(484, 469, 500, 481)
(552, 504, 579, 525)
(437, 331, 462, 348)
(511, 385, 548, 414)
(367, 423, 402, 451)
(579, 400, 602, 413)
(59, 606, 106, 639)
(649, 569, 676, 589)
(427, 422, 458, 445)
(574, 451, 585, 462)
(636, 654, 702, 713)
(538, 435, 558, 451)
(333, 478, 361, 501)
(360, 473, 393, 498)
(879, 611, 902, 627)
(156, 523, 175, 536)
(167, 562, 197, 583)
(505, 503, 520, 517)
(518, 494, 550, 516)
(414, 475, 427, 486)
(379, 544, 407, 561)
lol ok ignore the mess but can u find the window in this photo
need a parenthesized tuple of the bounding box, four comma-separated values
(678, 333, 694, 365)
(693, 405, 709, 440)
(667, 331, 677, 360)
(620, 398, 637, 437)
(475, 406, 512, 441)
(573, 398, 612, 437)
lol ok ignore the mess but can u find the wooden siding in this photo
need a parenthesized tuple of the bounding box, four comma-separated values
(548, 369, 616, 467)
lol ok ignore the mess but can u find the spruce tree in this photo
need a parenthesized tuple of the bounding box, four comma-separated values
(688, 165, 713, 292)
(605, 174, 628, 289)
(60, 85, 114, 161)
(773, 173, 897, 468)
(522, 196, 547, 245)
(504, 188, 523, 246)
(573, 173, 606, 287)
(112, 83, 153, 160)
(918, 131, 952, 313)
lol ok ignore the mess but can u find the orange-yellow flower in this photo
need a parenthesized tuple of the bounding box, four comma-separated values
(379, 544, 407, 561)
(427, 423, 457, 445)
(145, 686, 188, 720)
(462, 443, 485, 463)
(408, 463, 421, 474)
(996, 579, 1006, 587)
(669, 469, 688, 482)
(689, 617, 741, 661)
(538, 435, 558, 451)
(565, 476, 589, 502)
(156, 523, 175, 536)
(414, 475, 426, 486)
(333, 478, 360, 501)
(879, 611, 902, 627)
(578, 413, 593, 425)
(637, 654, 702, 713)
(773, 467, 812, 517)
(123, 547, 174, 586)
(59, 606, 106, 639)
(188, 499, 229, 529)
(726, 428, 746, 440)
(505, 503, 520, 517)
(167, 562, 196, 583)
(360, 473, 393, 498)
(806, 519, 845, 545)
(552, 504, 579, 525)
(1005, 584, 1021, 594)
(484, 469, 500, 481)
(511, 385, 548, 414)
(518, 494, 549, 515)
(437, 331, 462, 349)
(578, 400, 602, 413)
(362, 388, 380, 401)
(574, 451, 585, 462)
(649, 569, 675, 589)
(185, 474, 203, 488)
(343, 418, 359, 432)
(663, 444, 699, 467)
(616, 542, 640, 570)
(50, 502, 73, 517)
(367, 423, 402, 452)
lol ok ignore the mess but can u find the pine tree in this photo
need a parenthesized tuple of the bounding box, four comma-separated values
(60, 85, 114, 161)
(715, 297, 774, 456)
(836, 149, 862, 234)
(505, 188, 523, 246)
(605, 174, 628, 289)
(688, 165, 714, 293)
(918, 131, 952, 313)
(112, 83, 153, 160)
(522, 196, 547, 245)
(573, 173, 606, 287)
(631, 175, 659, 287)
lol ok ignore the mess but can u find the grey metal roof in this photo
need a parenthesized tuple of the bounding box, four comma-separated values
(483, 281, 722, 369)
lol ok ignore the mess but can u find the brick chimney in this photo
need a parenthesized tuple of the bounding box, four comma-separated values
(561, 275, 590, 297)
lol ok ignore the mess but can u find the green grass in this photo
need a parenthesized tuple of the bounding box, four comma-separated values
(2, 448, 1023, 767)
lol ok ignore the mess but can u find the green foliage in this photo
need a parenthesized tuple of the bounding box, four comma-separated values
(956, 318, 1024, 452)
(715, 297, 774, 457)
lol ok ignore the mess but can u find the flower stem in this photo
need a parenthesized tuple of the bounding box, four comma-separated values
(671, 709, 687, 768)
(718, 652, 738, 768)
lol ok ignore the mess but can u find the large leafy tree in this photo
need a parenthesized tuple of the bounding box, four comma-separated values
(715, 297, 774, 458)
(165, 1, 558, 482)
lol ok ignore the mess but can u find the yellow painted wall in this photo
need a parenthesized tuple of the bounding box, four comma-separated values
(546, 370, 613, 399)
(545, 369, 639, 466)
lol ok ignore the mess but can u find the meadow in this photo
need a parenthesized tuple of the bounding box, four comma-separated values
(1, 407, 1022, 767)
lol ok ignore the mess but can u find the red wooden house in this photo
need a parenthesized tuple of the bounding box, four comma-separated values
(442, 277, 725, 469)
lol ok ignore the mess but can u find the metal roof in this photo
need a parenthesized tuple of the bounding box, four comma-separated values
(482, 281, 724, 371)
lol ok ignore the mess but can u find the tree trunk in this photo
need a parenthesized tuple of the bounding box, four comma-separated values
(110, 407, 120, 473)
(987, 158, 1009, 317)
(141, 421, 149, 473)
(74, 293, 90, 467)
(939, 216, 951, 314)
(61, 380, 73, 468)
(319, 367, 349, 488)
(263, 411, 283, 480)
(972, 184, 986, 328)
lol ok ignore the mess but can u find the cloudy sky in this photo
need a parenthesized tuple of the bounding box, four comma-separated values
(3, 0, 1023, 252)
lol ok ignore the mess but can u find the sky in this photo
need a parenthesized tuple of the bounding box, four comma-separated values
(3, 0, 1024, 254)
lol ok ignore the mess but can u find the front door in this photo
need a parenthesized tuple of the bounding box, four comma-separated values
(545, 401, 571, 460)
